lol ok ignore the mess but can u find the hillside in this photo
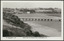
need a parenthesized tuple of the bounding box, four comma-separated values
(3, 12, 46, 37)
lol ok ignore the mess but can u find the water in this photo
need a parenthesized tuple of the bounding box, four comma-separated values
(24, 21, 61, 37)
(15, 14, 61, 37)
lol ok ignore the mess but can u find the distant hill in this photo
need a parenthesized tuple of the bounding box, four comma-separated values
(3, 8, 61, 14)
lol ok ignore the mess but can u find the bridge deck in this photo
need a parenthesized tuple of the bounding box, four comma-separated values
(15, 14, 61, 20)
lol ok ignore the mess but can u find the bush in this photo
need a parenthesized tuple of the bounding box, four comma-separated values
(3, 30, 13, 37)
(3, 12, 25, 28)
(33, 31, 41, 37)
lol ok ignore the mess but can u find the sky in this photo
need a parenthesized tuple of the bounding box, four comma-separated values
(2, 1, 63, 8)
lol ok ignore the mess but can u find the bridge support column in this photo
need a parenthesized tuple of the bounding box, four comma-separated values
(59, 19, 61, 21)
(51, 19, 52, 21)
(41, 19, 43, 21)
(38, 19, 40, 21)
(35, 19, 37, 21)
(44, 19, 46, 21)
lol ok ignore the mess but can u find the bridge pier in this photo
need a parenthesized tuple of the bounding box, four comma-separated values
(44, 19, 46, 21)
(51, 19, 52, 21)
(37, 19, 39, 21)
(47, 19, 49, 21)
(41, 19, 43, 21)
(59, 19, 61, 21)
(35, 19, 37, 21)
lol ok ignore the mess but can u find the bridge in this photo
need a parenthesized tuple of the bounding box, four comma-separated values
(15, 14, 61, 21)
(20, 17, 61, 21)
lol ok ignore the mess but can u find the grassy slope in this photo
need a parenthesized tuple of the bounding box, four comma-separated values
(3, 12, 46, 37)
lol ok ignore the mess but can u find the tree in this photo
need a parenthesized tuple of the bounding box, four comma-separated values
(33, 31, 40, 37)
(3, 12, 25, 28)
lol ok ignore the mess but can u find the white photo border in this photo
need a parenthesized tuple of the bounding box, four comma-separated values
(1, 1, 63, 40)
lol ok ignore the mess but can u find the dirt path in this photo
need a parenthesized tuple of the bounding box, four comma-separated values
(24, 22, 61, 37)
